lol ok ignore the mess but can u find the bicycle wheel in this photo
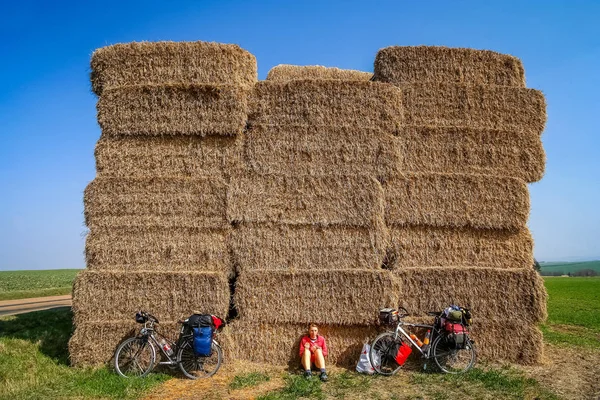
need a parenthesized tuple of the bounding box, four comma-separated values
(114, 337, 156, 378)
(369, 331, 403, 376)
(178, 340, 223, 379)
(431, 334, 476, 374)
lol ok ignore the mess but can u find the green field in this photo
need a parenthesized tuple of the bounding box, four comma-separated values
(0, 269, 79, 301)
(539, 260, 600, 276)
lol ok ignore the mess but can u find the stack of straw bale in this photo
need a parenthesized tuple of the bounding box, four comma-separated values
(227, 68, 403, 366)
(70, 41, 257, 366)
(374, 46, 547, 364)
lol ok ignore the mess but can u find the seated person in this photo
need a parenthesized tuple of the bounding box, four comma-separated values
(299, 323, 328, 381)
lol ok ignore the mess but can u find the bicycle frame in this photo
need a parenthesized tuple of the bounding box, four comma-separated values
(392, 321, 437, 357)
(138, 321, 179, 366)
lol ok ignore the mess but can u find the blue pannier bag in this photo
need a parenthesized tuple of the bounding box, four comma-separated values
(192, 326, 213, 356)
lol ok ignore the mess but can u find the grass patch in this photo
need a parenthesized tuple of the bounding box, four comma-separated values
(257, 374, 324, 400)
(0, 307, 170, 400)
(0, 269, 79, 301)
(229, 371, 271, 390)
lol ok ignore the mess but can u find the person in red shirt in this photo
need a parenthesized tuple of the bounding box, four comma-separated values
(299, 323, 328, 381)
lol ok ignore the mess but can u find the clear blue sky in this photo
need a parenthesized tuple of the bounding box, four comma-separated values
(1, 1, 599, 270)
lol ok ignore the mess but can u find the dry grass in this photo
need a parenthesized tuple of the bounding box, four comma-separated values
(266, 64, 372, 81)
(84, 177, 228, 229)
(85, 227, 232, 275)
(248, 80, 403, 130)
(91, 41, 257, 95)
(227, 173, 385, 227)
(399, 125, 546, 182)
(395, 267, 547, 324)
(401, 83, 546, 134)
(387, 226, 533, 269)
(95, 136, 242, 178)
(97, 84, 248, 136)
(72, 270, 230, 324)
(374, 46, 526, 87)
(242, 124, 401, 178)
(234, 269, 399, 325)
(231, 223, 388, 272)
(383, 172, 529, 230)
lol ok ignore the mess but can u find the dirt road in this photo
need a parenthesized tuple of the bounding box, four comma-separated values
(0, 295, 72, 316)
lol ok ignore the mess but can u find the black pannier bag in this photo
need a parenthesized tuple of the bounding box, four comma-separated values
(379, 308, 398, 325)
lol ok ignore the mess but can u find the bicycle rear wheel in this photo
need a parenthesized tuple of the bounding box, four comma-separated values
(114, 337, 156, 378)
(432, 335, 476, 374)
(369, 332, 403, 376)
(178, 340, 222, 379)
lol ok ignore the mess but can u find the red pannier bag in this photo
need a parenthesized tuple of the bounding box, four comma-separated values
(394, 342, 412, 365)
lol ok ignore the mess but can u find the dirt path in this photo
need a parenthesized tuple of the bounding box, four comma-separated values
(0, 295, 72, 316)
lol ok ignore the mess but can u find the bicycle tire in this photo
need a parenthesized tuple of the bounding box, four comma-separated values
(114, 337, 156, 378)
(431, 334, 476, 374)
(178, 340, 222, 379)
(369, 331, 403, 376)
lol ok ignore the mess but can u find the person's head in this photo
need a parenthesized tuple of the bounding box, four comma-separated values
(308, 323, 318, 339)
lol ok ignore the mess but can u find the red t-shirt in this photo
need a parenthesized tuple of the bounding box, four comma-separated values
(299, 335, 328, 357)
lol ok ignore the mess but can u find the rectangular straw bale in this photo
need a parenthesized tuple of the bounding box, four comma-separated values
(232, 223, 389, 271)
(243, 124, 401, 178)
(91, 41, 257, 95)
(85, 227, 231, 275)
(97, 84, 248, 136)
(234, 270, 399, 325)
(374, 46, 526, 87)
(84, 177, 228, 229)
(95, 136, 242, 178)
(69, 320, 179, 367)
(383, 173, 529, 230)
(402, 83, 546, 134)
(248, 80, 403, 130)
(227, 321, 384, 367)
(400, 126, 545, 182)
(227, 173, 384, 227)
(72, 270, 230, 323)
(266, 65, 373, 82)
(387, 226, 533, 269)
(395, 267, 547, 323)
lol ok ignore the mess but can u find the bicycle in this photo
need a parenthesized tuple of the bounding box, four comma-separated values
(369, 307, 476, 375)
(113, 311, 223, 379)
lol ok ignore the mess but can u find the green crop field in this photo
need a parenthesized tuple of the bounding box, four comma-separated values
(0, 269, 80, 301)
(539, 260, 600, 276)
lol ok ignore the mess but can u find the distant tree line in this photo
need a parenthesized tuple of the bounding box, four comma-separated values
(539, 269, 598, 277)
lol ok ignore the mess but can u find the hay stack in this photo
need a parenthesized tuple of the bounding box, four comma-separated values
(91, 41, 257, 95)
(267, 65, 372, 82)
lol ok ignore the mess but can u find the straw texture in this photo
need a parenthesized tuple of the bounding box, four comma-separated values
(374, 46, 525, 87)
(91, 41, 257, 95)
(97, 84, 248, 137)
(267, 65, 372, 82)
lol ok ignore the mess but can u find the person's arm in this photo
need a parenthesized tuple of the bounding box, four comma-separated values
(320, 336, 328, 357)
(299, 337, 308, 357)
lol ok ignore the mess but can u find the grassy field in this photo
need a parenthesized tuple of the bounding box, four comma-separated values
(0, 269, 79, 301)
(539, 260, 600, 276)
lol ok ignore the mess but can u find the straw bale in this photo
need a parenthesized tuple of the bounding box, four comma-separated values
(95, 136, 242, 178)
(91, 41, 257, 95)
(227, 321, 384, 367)
(231, 223, 388, 271)
(234, 270, 399, 325)
(374, 46, 525, 87)
(395, 267, 547, 323)
(227, 173, 385, 227)
(383, 173, 529, 230)
(84, 177, 228, 229)
(401, 83, 546, 133)
(248, 80, 403, 130)
(266, 65, 372, 82)
(243, 124, 401, 178)
(85, 227, 231, 275)
(387, 226, 533, 269)
(400, 126, 545, 182)
(72, 270, 230, 323)
(97, 84, 248, 137)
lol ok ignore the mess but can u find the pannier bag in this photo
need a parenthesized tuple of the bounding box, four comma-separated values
(444, 320, 467, 349)
(387, 340, 412, 366)
(192, 326, 213, 356)
(379, 308, 398, 325)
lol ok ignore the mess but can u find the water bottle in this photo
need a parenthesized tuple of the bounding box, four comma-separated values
(160, 339, 174, 356)
(422, 330, 431, 353)
(410, 333, 424, 347)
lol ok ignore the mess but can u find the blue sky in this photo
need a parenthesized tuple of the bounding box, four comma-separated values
(1, 1, 599, 270)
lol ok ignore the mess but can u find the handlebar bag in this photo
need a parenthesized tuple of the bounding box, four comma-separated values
(192, 326, 213, 357)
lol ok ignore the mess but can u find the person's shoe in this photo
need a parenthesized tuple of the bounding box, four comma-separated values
(304, 370, 312, 379)
(319, 371, 328, 382)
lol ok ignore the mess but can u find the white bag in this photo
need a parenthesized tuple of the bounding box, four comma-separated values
(356, 343, 375, 375)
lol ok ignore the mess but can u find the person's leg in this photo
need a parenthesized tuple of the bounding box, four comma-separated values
(301, 349, 312, 377)
(314, 349, 328, 381)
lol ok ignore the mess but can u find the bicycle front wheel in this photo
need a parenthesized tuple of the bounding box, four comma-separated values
(432, 335, 476, 374)
(178, 340, 222, 379)
(114, 337, 156, 378)
(369, 331, 403, 376)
